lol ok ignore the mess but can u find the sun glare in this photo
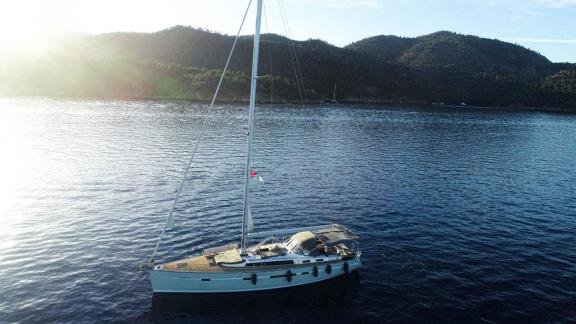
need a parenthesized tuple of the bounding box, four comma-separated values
(0, 2, 58, 53)
(0, 104, 33, 217)
(0, 0, 262, 54)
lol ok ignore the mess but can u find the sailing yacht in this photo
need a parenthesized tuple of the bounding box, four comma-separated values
(325, 82, 338, 103)
(149, 0, 361, 294)
(331, 82, 338, 103)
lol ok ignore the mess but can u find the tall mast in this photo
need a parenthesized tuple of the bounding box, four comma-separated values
(333, 82, 337, 102)
(241, 0, 263, 254)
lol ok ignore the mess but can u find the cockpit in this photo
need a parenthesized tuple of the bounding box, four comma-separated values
(285, 228, 358, 259)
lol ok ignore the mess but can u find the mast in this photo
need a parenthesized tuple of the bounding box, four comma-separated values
(333, 82, 337, 102)
(241, 0, 263, 254)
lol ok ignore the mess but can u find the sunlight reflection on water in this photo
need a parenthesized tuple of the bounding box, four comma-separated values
(0, 98, 575, 323)
(0, 105, 33, 217)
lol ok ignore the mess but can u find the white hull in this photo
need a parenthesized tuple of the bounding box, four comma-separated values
(150, 258, 361, 294)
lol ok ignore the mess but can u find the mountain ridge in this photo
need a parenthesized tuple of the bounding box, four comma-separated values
(1, 26, 575, 111)
(347, 31, 553, 81)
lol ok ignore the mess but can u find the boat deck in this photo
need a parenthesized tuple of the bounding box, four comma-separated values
(161, 254, 323, 273)
(159, 224, 359, 273)
(162, 255, 225, 272)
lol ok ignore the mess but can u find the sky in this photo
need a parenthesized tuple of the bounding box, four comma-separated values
(0, 0, 575, 62)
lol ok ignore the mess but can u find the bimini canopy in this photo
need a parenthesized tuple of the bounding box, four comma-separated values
(286, 231, 321, 256)
(315, 225, 359, 246)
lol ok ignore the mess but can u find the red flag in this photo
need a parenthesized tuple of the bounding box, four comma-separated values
(250, 169, 257, 177)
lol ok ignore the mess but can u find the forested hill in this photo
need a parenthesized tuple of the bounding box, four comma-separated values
(1, 26, 575, 111)
(347, 31, 552, 80)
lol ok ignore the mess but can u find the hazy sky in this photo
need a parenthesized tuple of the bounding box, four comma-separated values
(1, 0, 575, 62)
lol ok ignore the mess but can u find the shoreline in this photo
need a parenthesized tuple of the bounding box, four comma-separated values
(1, 95, 574, 114)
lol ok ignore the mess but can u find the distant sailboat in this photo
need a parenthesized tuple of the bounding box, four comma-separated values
(331, 82, 338, 103)
(148, 0, 361, 294)
(325, 82, 338, 103)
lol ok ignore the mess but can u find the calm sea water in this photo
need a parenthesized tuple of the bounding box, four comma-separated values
(0, 98, 575, 323)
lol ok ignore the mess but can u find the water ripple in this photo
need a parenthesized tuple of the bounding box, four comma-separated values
(0, 99, 575, 322)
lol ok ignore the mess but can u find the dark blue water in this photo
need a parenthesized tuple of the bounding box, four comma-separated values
(0, 98, 575, 323)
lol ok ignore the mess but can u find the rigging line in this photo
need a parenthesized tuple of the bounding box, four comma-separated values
(278, 1, 304, 104)
(148, 0, 254, 266)
(280, 0, 307, 102)
(263, 3, 274, 104)
(277, 0, 305, 105)
(278, 0, 307, 104)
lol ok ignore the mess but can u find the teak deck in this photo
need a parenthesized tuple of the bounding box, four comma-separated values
(161, 254, 330, 273)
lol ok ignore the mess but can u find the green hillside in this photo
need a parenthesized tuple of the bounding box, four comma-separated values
(62, 26, 422, 102)
(1, 26, 575, 111)
(349, 31, 552, 80)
